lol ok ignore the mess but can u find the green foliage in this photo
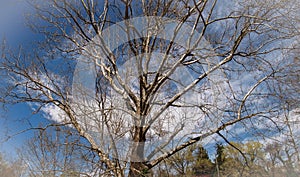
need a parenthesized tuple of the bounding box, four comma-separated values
(215, 143, 225, 166)
(216, 141, 267, 177)
(163, 144, 214, 176)
(162, 141, 300, 177)
(60, 171, 80, 177)
(193, 145, 214, 175)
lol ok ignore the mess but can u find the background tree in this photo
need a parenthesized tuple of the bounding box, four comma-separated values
(0, 0, 299, 176)
(219, 141, 267, 177)
(213, 143, 225, 177)
(192, 145, 214, 176)
(154, 143, 214, 176)
(18, 126, 106, 177)
(0, 152, 26, 177)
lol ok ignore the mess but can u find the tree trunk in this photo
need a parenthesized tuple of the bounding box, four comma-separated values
(128, 126, 149, 177)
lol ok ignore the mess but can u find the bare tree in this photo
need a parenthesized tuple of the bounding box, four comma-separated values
(1, 0, 299, 176)
(0, 152, 26, 177)
(18, 126, 105, 177)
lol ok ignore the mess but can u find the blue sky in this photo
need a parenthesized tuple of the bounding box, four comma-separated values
(0, 0, 42, 156)
(0, 1, 32, 46)
(0, 0, 298, 163)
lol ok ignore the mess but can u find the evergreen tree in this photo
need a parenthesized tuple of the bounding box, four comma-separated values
(214, 143, 225, 177)
(192, 145, 214, 176)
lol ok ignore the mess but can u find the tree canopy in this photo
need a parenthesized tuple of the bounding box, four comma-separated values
(0, 0, 299, 176)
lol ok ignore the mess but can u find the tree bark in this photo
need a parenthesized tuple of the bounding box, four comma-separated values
(128, 126, 148, 177)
